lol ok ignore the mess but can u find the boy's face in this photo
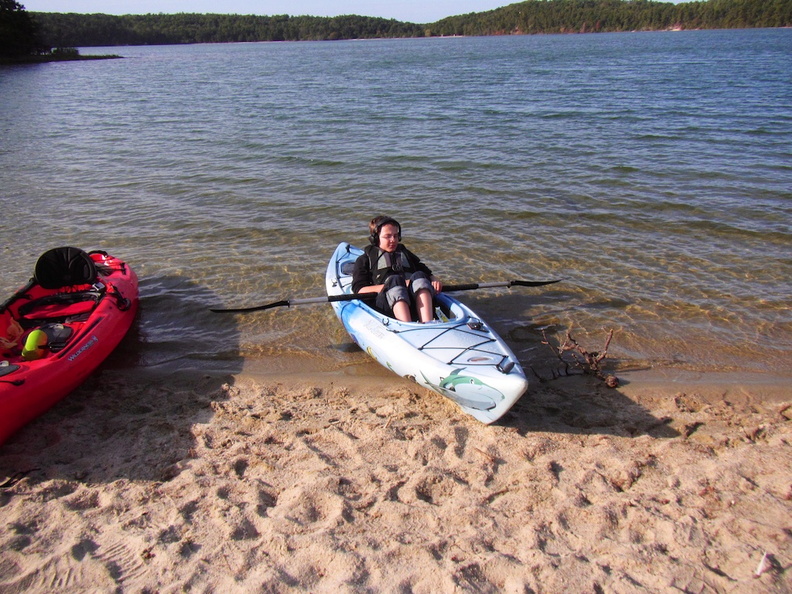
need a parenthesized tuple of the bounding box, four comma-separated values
(378, 223, 400, 253)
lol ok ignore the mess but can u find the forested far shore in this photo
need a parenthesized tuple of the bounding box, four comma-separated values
(32, 0, 792, 47)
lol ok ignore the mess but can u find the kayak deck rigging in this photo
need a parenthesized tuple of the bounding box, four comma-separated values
(391, 321, 511, 369)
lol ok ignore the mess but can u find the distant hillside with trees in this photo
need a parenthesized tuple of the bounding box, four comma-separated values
(429, 0, 792, 36)
(31, 13, 425, 46)
(16, 0, 792, 49)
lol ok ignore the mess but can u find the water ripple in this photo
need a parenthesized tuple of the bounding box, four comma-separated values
(1, 30, 790, 376)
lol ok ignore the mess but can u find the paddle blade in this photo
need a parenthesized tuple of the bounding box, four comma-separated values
(443, 279, 563, 293)
(210, 293, 376, 313)
(210, 300, 290, 313)
(510, 279, 562, 287)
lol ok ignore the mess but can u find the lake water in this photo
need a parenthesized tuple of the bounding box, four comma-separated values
(1, 29, 790, 382)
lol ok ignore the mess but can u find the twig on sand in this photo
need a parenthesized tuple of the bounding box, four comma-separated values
(541, 329, 619, 388)
(473, 447, 497, 464)
(754, 551, 772, 577)
(0, 469, 38, 489)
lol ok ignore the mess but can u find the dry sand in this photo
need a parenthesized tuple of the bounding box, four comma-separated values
(1, 364, 790, 593)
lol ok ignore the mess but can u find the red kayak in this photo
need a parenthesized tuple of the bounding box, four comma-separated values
(0, 247, 139, 445)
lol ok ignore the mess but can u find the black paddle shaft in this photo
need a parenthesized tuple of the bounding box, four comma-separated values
(210, 278, 561, 313)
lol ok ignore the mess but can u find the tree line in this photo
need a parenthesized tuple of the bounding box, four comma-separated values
(3, 0, 791, 59)
(429, 0, 792, 36)
(31, 13, 426, 47)
(1, 0, 48, 58)
(30, 0, 792, 47)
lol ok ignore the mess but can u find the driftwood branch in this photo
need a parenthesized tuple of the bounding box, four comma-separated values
(540, 329, 619, 388)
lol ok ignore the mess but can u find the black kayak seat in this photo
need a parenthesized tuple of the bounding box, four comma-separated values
(34, 247, 97, 289)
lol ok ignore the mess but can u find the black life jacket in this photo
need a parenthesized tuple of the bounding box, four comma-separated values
(366, 245, 417, 285)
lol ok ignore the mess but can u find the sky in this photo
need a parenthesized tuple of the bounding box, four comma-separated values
(21, 1, 520, 24)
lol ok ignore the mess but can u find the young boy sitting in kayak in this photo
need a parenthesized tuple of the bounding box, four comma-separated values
(351, 216, 443, 323)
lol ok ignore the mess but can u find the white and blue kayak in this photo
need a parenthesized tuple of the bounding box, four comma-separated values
(326, 242, 529, 424)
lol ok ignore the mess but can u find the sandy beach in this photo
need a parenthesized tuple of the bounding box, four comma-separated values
(1, 362, 790, 593)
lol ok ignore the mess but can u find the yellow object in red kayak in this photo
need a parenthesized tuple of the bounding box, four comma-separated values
(21, 329, 48, 361)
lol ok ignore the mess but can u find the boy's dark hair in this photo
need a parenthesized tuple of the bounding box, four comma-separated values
(368, 216, 401, 245)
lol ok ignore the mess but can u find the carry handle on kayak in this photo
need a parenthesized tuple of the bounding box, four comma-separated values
(210, 279, 562, 314)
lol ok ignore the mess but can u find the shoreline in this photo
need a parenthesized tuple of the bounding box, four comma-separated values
(1, 364, 789, 591)
(0, 54, 121, 66)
